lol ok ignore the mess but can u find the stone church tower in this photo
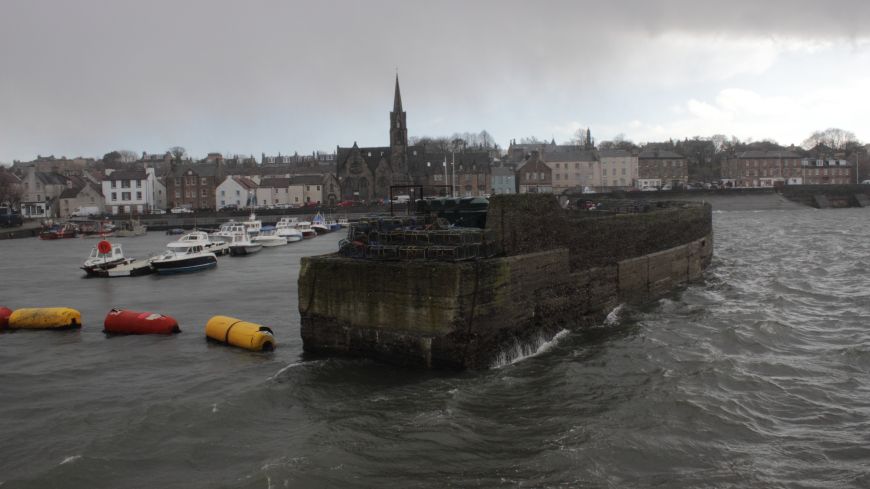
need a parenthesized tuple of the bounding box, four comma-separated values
(389, 75, 411, 184)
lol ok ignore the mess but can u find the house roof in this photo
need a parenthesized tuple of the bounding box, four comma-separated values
(638, 149, 685, 159)
(35, 171, 68, 186)
(290, 175, 324, 186)
(598, 149, 633, 158)
(105, 170, 146, 181)
(542, 150, 597, 163)
(735, 150, 801, 159)
(170, 164, 219, 178)
(233, 176, 258, 190)
(258, 177, 292, 189)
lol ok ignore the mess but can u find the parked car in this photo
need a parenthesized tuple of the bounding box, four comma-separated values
(170, 207, 193, 214)
(151, 208, 166, 215)
(304, 201, 320, 208)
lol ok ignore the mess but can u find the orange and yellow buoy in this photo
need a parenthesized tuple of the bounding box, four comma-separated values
(205, 315, 275, 352)
(7, 307, 82, 330)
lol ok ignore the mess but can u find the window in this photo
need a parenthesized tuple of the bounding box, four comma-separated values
(136, 180, 141, 188)
(122, 180, 131, 188)
(201, 178, 208, 186)
(621, 168, 626, 175)
(221, 190, 225, 196)
(111, 192, 117, 201)
(201, 189, 207, 197)
(235, 190, 240, 196)
(316, 185, 321, 191)
(174, 178, 181, 186)
(136, 192, 142, 200)
(111, 181, 117, 188)
(175, 190, 181, 199)
(122, 192, 131, 200)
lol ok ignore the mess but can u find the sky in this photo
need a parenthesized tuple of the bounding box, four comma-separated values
(1, 0, 869, 163)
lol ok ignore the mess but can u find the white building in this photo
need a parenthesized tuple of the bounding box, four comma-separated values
(102, 168, 161, 214)
(255, 177, 305, 207)
(216, 176, 258, 210)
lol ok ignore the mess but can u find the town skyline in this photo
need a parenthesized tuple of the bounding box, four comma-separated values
(1, 0, 869, 163)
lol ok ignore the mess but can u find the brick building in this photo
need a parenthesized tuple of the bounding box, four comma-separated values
(637, 149, 688, 188)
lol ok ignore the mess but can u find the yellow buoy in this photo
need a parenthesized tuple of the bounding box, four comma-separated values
(8, 307, 82, 330)
(205, 315, 275, 352)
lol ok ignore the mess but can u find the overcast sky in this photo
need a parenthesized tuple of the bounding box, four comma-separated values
(1, 0, 868, 163)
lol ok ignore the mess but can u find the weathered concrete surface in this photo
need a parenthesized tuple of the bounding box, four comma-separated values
(299, 195, 715, 369)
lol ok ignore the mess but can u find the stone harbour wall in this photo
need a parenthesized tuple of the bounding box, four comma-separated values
(299, 195, 714, 369)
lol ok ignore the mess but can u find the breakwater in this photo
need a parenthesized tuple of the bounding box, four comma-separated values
(298, 194, 713, 368)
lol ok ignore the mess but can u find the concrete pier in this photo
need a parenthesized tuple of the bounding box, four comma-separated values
(298, 194, 713, 369)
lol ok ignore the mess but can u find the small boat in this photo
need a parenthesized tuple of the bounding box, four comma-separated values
(311, 212, 330, 234)
(150, 244, 217, 274)
(338, 217, 350, 228)
(211, 221, 245, 243)
(296, 221, 317, 239)
(79, 220, 115, 238)
(169, 231, 230, 256)
(252, 230, 287, 247)
(275, 217, 303, 242)
(241, 213, 262, 236)
(105, 259, 154, 277)
(228, 232, 262, 256)
(115, 219, 147, 237)
(326, 217, 342, 232)
(81, 241, 135, 276)
(40, 223, 78, 240)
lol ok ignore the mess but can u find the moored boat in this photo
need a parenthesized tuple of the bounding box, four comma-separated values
(228, 232, 263, 256)
(252, 229, 287, 247)
(311, 212, 330, 234)
(169, 231, 230, 256)
(39, 223, 78, 240)
(150, 244, 217, 274)
(115, 219, 147, 237)
(296, 221, 317, 239)
(81, 241, 136, 276)
(275, 217, 303, 242)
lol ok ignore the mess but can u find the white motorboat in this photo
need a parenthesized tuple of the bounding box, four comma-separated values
(338, 217, 350, 228)
(168, 231, 229, 256)
(105, 259, 154, 277)
(150, 244, 217, 274)
(81, 241, 136, 277)
(211, 221, 246, 244)
(252, 230, 287, 247)
(296, 221, 317, 239)
(228, 232, 263, 256)
(311, 212, 330, 234)
(241, 213, 262, 236)
(275, 217, 303, 242)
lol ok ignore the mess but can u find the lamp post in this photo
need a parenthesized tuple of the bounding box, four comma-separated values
(451, 150, 456, 197)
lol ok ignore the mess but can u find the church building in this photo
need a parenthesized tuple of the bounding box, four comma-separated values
(336, 76, 493, 201)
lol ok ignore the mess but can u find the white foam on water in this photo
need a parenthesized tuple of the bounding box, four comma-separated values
(212, 403, 218, 413)
(266, 362, 304, 381)
(604, 304, 624, 326)
(491, 329, 570, 368)
(59, 455, 81, 465)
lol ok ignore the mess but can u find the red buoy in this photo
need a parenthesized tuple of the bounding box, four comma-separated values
(0, 306, 12, 329)
(97, 240, 112, 254)
(103, 308, 180, 335)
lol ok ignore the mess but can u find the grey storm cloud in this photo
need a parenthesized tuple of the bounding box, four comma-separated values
(0, 0, 868, 161)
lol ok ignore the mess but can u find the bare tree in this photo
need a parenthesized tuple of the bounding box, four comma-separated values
(0, 168, 23, 208)
(168, 146, 187, 161)
(802, 128, 859, 150)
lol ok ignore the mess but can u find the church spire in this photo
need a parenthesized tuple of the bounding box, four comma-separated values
(393, 74, 403, 112)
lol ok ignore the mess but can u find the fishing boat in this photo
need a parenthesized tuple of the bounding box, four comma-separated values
(39, 223, 78, 240)
(275, 217, 303, 242)
(296, 221, 317, 239)
(150, 244, 217, 274)
(326, 217, 342, 232)
(311, 212, 330, 234)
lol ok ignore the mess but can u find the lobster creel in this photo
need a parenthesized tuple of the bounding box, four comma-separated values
(0, 306, 12, 329)
(103, 308, 180, 335)
(205, 315, 275, 352)
(7, 307, 82, 330)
